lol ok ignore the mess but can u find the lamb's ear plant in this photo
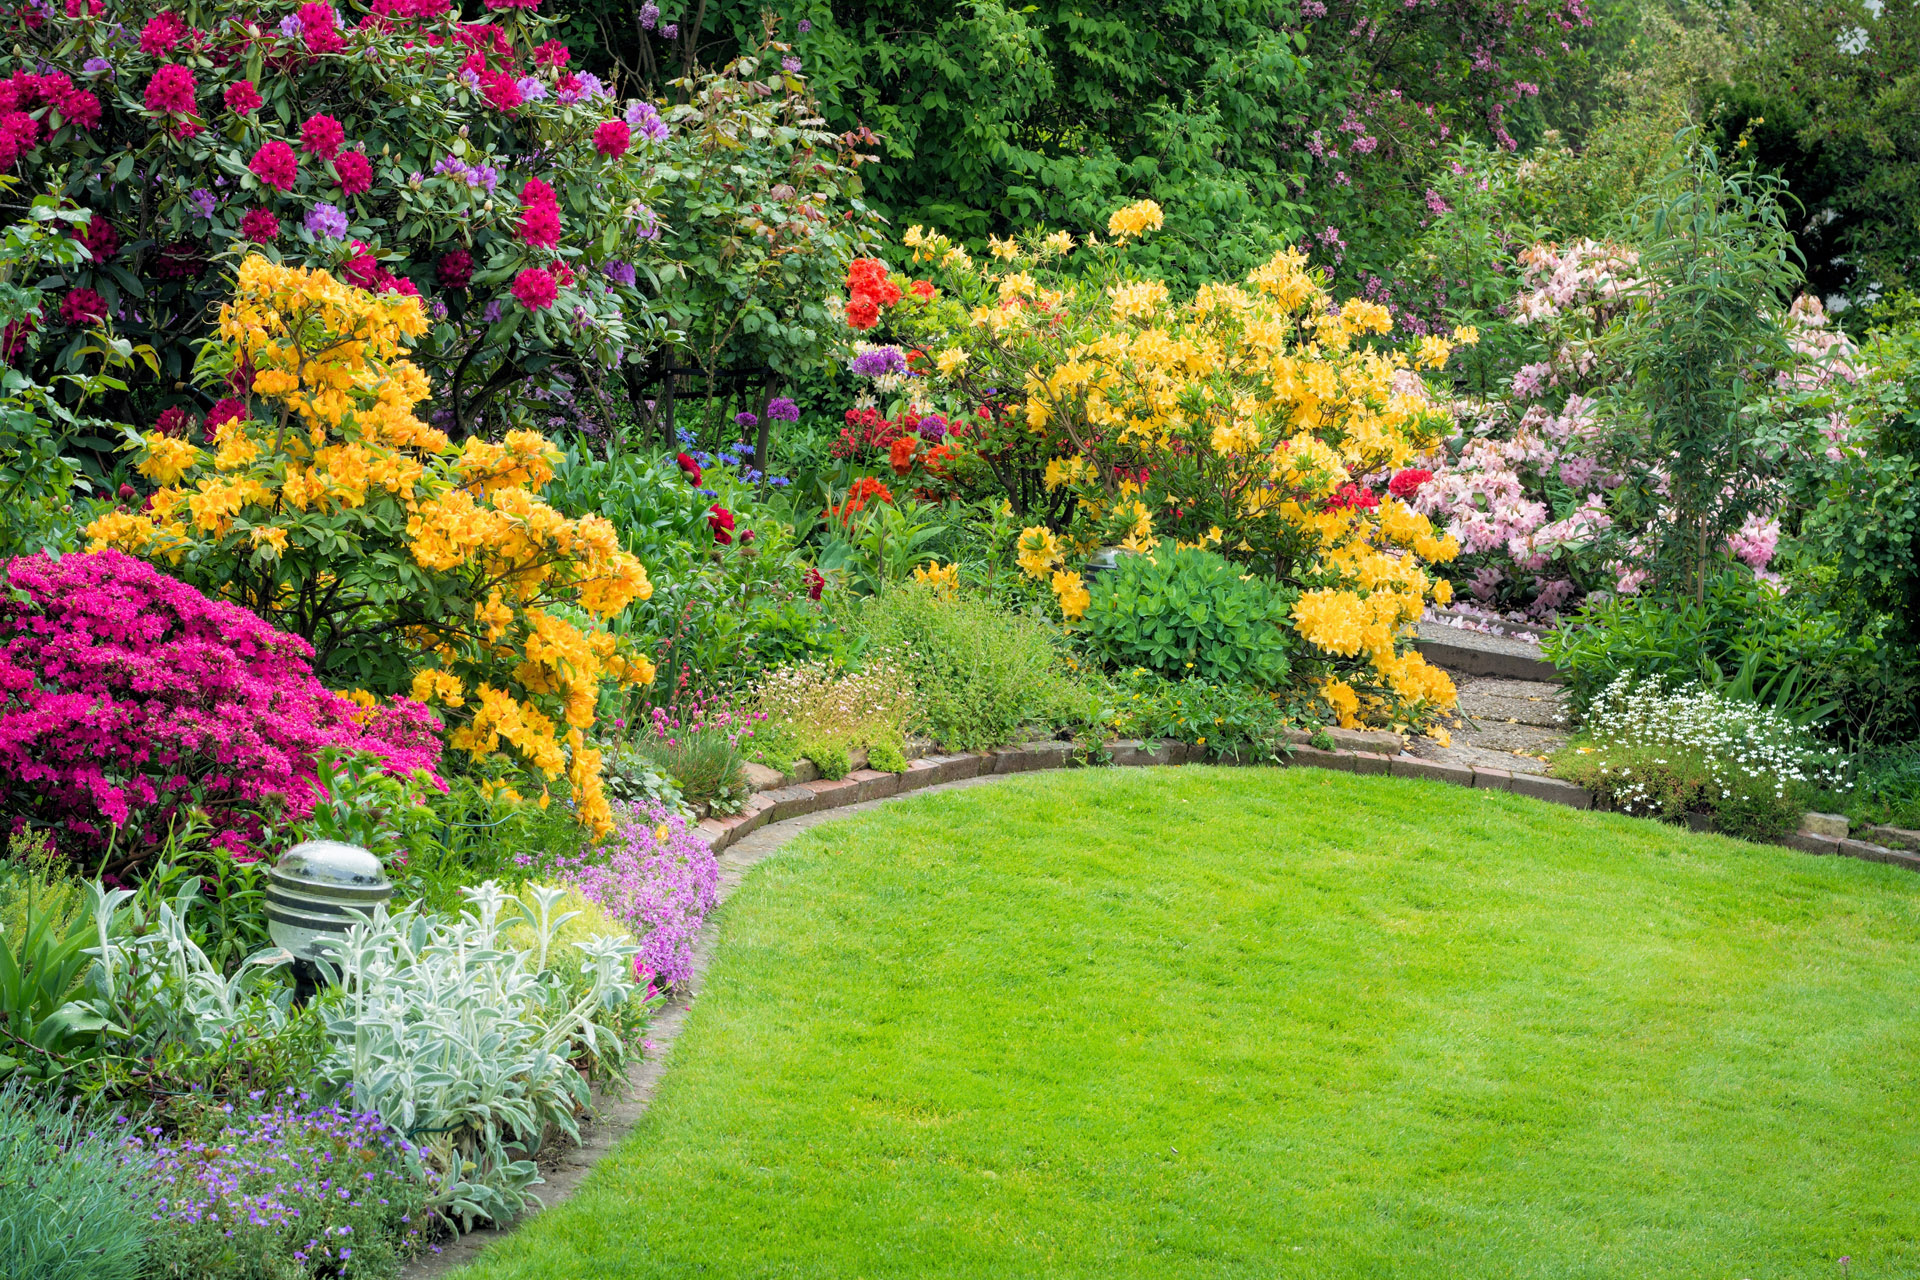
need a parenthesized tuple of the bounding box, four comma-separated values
(320, 880, 643, 1231)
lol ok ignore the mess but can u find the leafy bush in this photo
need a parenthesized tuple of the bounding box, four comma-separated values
(1542, 569, 1881, 730)
(625, 693, 757, 813)
(0, 549, 441, 870)
(1549, 676, 1849, 840)
(751, 655, 917, 765)
(1098, 668, 1303, 764)
(547, 807, 719, 989)
(1080, 545, 1295, 689)
(0, 879, 98, 1082)
(0, 1084, 152, 1280)
(852, 583, 1091, 750)
(321, 882, 644, 1229)
(873, 219, 1462, 728)
(139, 1097, 429, 1280)
(88, 259, 653, 836)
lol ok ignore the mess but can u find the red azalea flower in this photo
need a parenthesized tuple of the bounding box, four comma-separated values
(707, 503, 735, 544)
(518, 200, 561, 249)
(888, 436, 916, 476)
(59, 287, 106, 326)
(674, 452, 702, 485)
(1388, 467, 1433, 499)
(510, 266, 557, 310)
(593, 120, 630, 158)
(139, 11, 186, 56)
(205, 398, 249, 430)
(333, 150, 373, 195)
(300, 113, 345, 160)
(154, 405, 196, 438)
(142, 64, 197, 115)
(910, 279, 934, 299)
(477, 68, 522, 110)
(239, 208, 280, 242)
(1322, 482, 1380, 513)
(532, 39, 570, 68)
(224, 79, 263, 115)
(249, 140, 298, 190)
(54, 87, 101, 130)
(74, 215, 117, 260)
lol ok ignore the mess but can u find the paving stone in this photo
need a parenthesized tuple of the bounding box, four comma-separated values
(1470, 765, 1513, 790)
(992, 740, 1073, 774)
(1107, 739, 1175, 767)
(1864, 824, 1920, 850)
(694, 818, 730, 850)
(848, 768, 901, 802)
(1413, 620, 1561, 682)
(1349, 750, 1391, 776)
(1156, 738, 1194, 765)
(742, 761, 785, 792)
(757, 785, 819, 821)
(921, 752, 985, 784)
(896, 759, 941, 792)
(1837, 839, 1920, 871)
(801, 777, 858, 806)
(1287, 746, 1354, 772)
(1509, 773, 1592, 809)
(1800, 811, 1850, 839)
(1455, 681, 1570, 730)
(1389, 755, 1474, 787)
(1780, 832, 1840, 856)
(1325, 726, 1404, 754)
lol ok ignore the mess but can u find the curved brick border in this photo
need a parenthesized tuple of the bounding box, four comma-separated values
(406, 740, 1916, 1276)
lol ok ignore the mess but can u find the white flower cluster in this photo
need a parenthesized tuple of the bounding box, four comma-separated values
(1582, 674, 1849, 815)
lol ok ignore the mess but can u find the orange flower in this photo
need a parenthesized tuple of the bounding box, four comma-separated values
(888, 436, 916, 475)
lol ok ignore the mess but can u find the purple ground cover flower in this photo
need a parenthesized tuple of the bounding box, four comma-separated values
(554, 805, 720, 987)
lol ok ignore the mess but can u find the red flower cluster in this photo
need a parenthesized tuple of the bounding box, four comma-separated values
(533, 39, 570, 67)
(436, 248, 473, 288)
(154, 405, 196, 438)
(249, 139, 298, 189)
(1323, 482, 1380, 512)
(831, 406, 908, 459)
(674, 451, 703, 485)
(845, 257, 900, 331)
(707, 503, 736, 544)
(296, 1, 346, 54)
(511, 265, 558, 310)
(64, 0, 103, 15)
(142, 64, 198, 115)
(238, 208, 279, 242)
(74, 215, 117, 261)
(223, 78, 262, 115)
(300, 112, 345, 160)
(0, 72, 99, 164)
(825, 475, 894, 524)
(805, 566, 825, 601)
(59, 287, 105, 326)
(1387, 467, 1433, 499)
(205, 398, 248, 431)
(887, 435, 916, 476)
(477, 66, 522, 110)
(138, 10, 186, 55)
(593, 120, 630, 158)
(342, 240, 417, 296)
(334, 149, 373, 195)
(518, 176, 562, 248)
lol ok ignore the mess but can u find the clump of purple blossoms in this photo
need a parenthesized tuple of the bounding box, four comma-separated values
(514, 75, 547, 102)
(765, 396, 800, 422)
(624, 100, 668, 143)
(303, 203, 349, 240)
(601, 258, 637, 287)
(639, 1, 659, 29)
(849, 345, 907, 378)
(189, 188, 217, 219)
(432, 154, 500, 193)
(781, 56, 802, 73)
(135, 1094, 430, 1277)
(553, 804, 720, 987)
(917, 413, 948, 443)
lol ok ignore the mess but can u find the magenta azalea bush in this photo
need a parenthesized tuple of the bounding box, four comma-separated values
(549, 803, 718, 988)
(0, 549, 442, 869)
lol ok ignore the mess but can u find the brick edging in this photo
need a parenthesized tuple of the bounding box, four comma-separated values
(694, 738, 1920, 874)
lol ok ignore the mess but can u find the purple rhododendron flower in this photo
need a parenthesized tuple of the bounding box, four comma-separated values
(515, 75, 546, 101)
(189, 188, 217, 218)
(83, 56, 112, 75)
(601, 259, 636, 287)
(304, 202, 349, 239)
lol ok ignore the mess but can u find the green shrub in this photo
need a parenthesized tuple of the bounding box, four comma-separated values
(868, 741, 909, 772)
(1098, 668, 1302, 763)
(1081, 546, 1295, 689)
(852, 584, 1094, 750)
(751, 656, 917, 762)
(0, 1084, 152, 1280)
(809, 742, 852, 781)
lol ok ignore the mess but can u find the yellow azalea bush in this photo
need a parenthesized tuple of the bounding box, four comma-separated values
(877, 212, 1467, 729)
(86, 256, 653, 835)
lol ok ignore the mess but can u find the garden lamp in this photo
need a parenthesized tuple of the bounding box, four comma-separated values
(266, 839, 391, 963)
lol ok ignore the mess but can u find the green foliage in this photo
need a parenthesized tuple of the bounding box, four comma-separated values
(808, 741, 851, 781)
(598, 748, 689, 816)
(0, 1084, 152, 1280)
(817, 497, 948, 595)
(1823, 745, 1920, 832)
(851, 583, 1092, 751)
(866, 740, 908, 773)
(1096, 667, 1301, 763)
(627, 728, 752, 814)
(1080, 545, 1294, 689)
(1542, 569, 1883, 733)
(0, 881, 101, 1082)
(1604, 136, 1803, 601)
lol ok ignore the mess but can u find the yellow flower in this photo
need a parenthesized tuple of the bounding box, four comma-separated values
(137, 433, 201, 486)
(1015, 525, 1062, 580)
(1051, 569, 1090, 621)
(247, 525, 289, 558)
(913, 559, 961, 597)
(1042, 230, 1074, 257)
(1321, 679, 1361, 729)
(935, 347, 968, 376)
(989, 235, 1020, 260)
(1106, 199, 1165, 239)
(1432, 577, 1453, 605)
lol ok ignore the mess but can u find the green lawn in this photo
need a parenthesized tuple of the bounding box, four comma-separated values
(459, 768, 1920, 1279)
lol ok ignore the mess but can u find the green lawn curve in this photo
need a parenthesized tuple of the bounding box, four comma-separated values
(458, 767, 1920, 1280)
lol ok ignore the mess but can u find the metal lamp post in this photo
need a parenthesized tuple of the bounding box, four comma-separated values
(265, 839, 391, 1001)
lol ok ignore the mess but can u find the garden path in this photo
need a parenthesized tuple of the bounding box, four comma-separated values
(1411, 621, 1568, 777)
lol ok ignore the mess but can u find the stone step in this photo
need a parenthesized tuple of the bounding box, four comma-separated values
(1455, 678, 1569, 730)
(1415, 620, 1561, 683)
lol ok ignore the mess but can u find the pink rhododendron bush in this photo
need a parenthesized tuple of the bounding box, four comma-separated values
(1410, 239, 1859, 625)
(0, 548, 442, 873)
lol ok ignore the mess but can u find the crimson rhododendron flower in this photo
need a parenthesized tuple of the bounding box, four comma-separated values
(74, 215, 117, 260)
(300, 113, 346, 159)
(532, 39, 569, 67)
(224, 79, 262, 115)
(142, 64, 197, 115)
(334, 150, 373, 195)
(511, 265, 557, 309)
(204, 398, 248, 430)
(139, 10, 185, 55)
(239, 207, 280, 242)
(593, 120, 630, 158)
(249, 140, 298, 189)
(1388, 467, 1433, 499)
(154, 405, 195, 437)
(436, 248, 473, 288)
(59, 287, 106, 325)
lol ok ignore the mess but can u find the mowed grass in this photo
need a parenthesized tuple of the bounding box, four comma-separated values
(459, 768, 1920, 1279)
